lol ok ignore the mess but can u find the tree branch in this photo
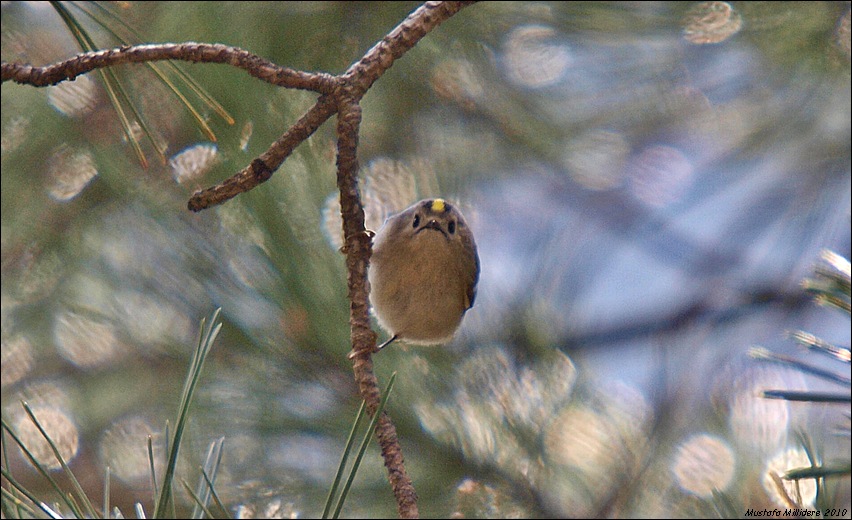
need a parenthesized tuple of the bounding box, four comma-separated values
(336, 95, 418, 518)
(2, 3, 478, 517)
(190, 0, 476, 210)
(1, 2, 476, 211)
(1, 42, 337, 93)
(187, 95, 338, 212)
(343, 0, 476, 94)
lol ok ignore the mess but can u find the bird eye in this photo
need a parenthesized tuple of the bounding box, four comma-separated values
(412, 215, 420, 228)
(448, 220, 456, 234)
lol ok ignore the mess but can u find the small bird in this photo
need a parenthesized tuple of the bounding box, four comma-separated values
(364, 198, 479, 354)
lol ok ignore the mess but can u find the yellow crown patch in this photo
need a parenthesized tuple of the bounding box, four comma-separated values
(430, 198, 446, 212)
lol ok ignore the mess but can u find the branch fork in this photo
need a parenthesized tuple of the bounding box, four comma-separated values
(2, 3, 477, 517)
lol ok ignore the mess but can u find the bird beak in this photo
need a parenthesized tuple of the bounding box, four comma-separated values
(420, 219, 447, 237)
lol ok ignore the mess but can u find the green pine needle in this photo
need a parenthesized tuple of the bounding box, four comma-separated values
(331, 372, 398, 520)
(323, 399, 368, 519)
(48, 2, 235, 168)
(154, 308, 222, 518)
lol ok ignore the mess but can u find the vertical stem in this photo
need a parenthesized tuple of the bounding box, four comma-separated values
(336, 94, 418, 518)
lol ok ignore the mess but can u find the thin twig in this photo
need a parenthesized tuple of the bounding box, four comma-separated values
(336, 94, 418, 518)
(1, 42, 337, 92)
(187, 95, 338, 212)
(189, 0, 475, 211)
(343, 0, 475, 94)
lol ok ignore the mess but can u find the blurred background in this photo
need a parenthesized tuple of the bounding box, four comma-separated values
(2, 2, 850, 518)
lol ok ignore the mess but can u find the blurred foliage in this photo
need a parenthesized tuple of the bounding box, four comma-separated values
(2, 2, 850, 518)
